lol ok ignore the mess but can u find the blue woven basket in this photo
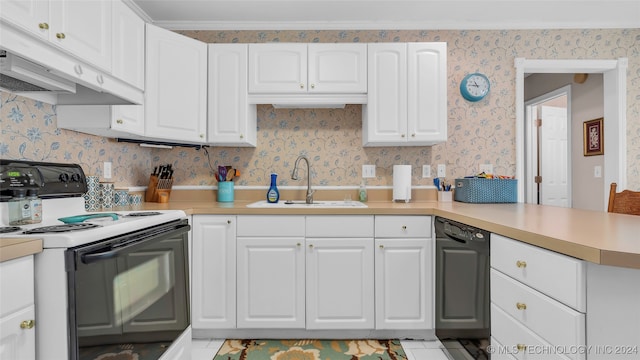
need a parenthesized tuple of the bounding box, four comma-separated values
(454, 178, 517, 203)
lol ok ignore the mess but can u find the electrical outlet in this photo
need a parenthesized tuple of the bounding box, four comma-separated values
(362, 165, 376, 178)
(103, 162, 112, 179)
(479, 164, 493, 174)
(437, 164, 446, 178)
(422, 165, 431, 178)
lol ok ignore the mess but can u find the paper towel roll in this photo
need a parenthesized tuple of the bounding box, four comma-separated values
(393, 165, 412, 202)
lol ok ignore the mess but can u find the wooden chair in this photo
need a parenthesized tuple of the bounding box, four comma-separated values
(607, 183, 640, 215)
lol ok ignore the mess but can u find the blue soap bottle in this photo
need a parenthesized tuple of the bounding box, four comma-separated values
(267, 173, 280, 203)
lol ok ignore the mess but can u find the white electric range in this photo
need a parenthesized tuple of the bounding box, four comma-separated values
(0, 160, 191, 360)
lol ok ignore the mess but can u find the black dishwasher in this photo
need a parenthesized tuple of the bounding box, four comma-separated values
(435, 216, 490, 340)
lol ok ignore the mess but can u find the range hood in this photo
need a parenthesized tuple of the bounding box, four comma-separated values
(0, 51, 77, 93)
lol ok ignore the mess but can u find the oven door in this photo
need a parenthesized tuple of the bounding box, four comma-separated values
(66, 219, 190, 360)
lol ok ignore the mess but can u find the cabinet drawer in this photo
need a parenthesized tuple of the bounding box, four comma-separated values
(0, 256, 34, 318)
(491, 234, 585, 312)
(237, 215, 305, 237)
(491, 304, 572, 360)
(306, 216, 373, 237)
(375, 216, 431, 238)
(491, 269, 585, 359)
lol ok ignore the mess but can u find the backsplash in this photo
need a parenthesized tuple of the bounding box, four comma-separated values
(2, 28, 639, 189)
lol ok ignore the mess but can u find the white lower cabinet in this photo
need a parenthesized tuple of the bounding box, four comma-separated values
(191, 216, 236, 329)
(0, 256, 36, 360)
(374, 216, 433, 330)
(490, 234, 585, 360)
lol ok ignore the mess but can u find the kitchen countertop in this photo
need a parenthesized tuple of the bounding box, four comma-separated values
(136, 191, 640, 270)
(0, 237, 42, 262)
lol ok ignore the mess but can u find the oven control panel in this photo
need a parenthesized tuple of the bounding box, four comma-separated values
(0, 159, 87, 201)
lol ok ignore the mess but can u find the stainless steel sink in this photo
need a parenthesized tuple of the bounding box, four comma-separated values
(246, 200, 368, 208)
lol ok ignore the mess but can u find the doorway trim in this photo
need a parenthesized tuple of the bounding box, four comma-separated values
(524, 85, 572, 206)
(515, 58, 628, 210)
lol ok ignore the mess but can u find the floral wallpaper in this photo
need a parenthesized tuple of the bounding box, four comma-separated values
(2, 28, 639, 190)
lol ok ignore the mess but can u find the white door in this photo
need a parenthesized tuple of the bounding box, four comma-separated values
(307, 43, 367, 93)
(191, 216, 236, 329)
(49, 0, 112, 71)
(112, 105, 144, 136)
(306, 238, 374, 329)
(375, 238, 432, 330)
(364, 43, 407, 144)
(248, 44, 307, 93)
(540, 105, 570, 207)
(237, 237, 305, 328)
(407, 43, 447, 144)
(208, 44, 257, 147)
(145, 24, 207, 143)
(0, 0, 49, 40)
(0, 307, 36, 360)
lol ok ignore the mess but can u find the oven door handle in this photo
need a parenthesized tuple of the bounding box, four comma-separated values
(80, 224, 189, 264)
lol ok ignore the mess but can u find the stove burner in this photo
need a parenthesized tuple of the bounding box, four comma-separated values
(23, 223, 100, 234)
(127, 212, 162, 217)
(0, 226, 22, 234)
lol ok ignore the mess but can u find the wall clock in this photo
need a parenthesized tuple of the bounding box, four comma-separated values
(460, 73, 490, 102)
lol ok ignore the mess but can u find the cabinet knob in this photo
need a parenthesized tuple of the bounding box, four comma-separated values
(227, 220, 231, 224)
(401, 225, 407, 230)
(411, 133, 416, 137)
(297, 242, 301, 247)
(38, 23, 49, 30)
(74, 64, 83, 75)
(200, 134, 205, 138)
(96, 74, 104, 85)
(516, 260, 527, 268)
(56, 32, 65, 39)
(379, 245, 384, 249)
(116, 119, 124, 124)
(239, 134, 244, 139)
(516, 302, 527, 310)
(310, 84, 315, 89)
(401, 134, 406, 138)
(20, 320, 35, 329)
(308, 244, 313, 249)
(516, 344, 526, 352)
(299, 83, 304, 89)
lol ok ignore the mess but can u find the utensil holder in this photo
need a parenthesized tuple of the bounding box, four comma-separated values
(217, 181, 234, 202)
(145, 175, 173, 203)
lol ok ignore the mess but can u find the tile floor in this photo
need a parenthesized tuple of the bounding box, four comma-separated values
(192, 338, 454, 360)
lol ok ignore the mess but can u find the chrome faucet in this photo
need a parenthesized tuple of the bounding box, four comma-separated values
(291, 155, 314, 204)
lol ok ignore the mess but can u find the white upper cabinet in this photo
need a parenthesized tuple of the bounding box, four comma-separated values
(49, 0, 112, 72)
(145, 23, 208, 144)
(208, 44, 257, 147)
(248, 43, 367, 94)
(1, 0, 112, 72)
(364, 42, 447, 146)
(112, 0, 145, 90)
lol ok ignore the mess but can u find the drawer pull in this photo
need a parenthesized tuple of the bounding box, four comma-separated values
(516, 260, 527, 268)
(56, 32, 65, 39)
(379, 245, 384, 249)
(516, 302, 527, 310)
(401, 225, 407, 230)
(20, 320, 35, 329)
(516, 344, 526, 352)
(38, 23, 49, 30)
(116, 119, 124, 124)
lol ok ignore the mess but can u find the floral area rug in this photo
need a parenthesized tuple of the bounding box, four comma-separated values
(213, 339, 407, 360)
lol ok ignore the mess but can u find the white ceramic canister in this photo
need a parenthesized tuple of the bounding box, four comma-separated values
(84, 176, 101, 211)
(99, 182, 115, 209)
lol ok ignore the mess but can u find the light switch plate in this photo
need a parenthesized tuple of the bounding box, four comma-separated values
(422, 165, 431, 178)
(437, 164, 446, 178)
(362, 165, 376, 178)
(594, 165, 602, 178)
(103, 162, 112, 179)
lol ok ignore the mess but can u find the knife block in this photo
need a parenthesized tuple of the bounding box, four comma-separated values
(145, 175, 173, 202)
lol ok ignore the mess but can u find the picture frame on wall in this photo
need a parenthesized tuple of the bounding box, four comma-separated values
(583, 117, 604, 156)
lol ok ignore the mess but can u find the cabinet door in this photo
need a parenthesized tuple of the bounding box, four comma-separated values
(307, 44, 367, 93)
(237, 237, 305, 328)
(306, 238, 374, 329)
(364, 43, 407, 145)
(49, 0, 112, 71)
(112, 105, 144, 135)
(112, 0, 145, 90)
(0, 306, 36, 360)
(0, 0, 49, 40)
(407, 43, 447, 144)
(208, 44, 257, 147)
(191, 216, 236, 329)
(248, 43, 307, 93)
(376, 238, 432, 330)
(145, 24, 207, 143)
